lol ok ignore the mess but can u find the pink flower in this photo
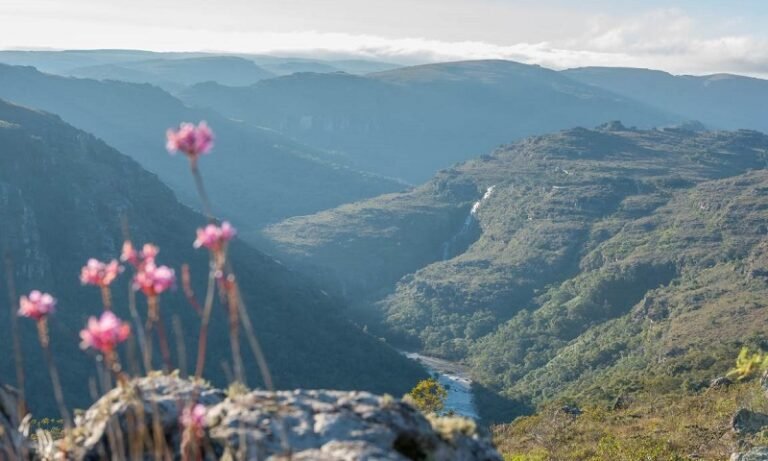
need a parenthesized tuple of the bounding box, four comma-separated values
(133, 262, 176, 297)
(194, 222, 236, 251)
(18, 290, 56, 320)
(166, 122, 214, 159)
(79, 311, 131, 354)
(80, 259, 123, 287)
(122, 241, 160, 267)
(180, 403, 207, 438)
(141, 243, 159, 262)
(121, 241, 139, 266)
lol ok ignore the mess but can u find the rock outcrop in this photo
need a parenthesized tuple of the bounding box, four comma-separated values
(34, 375, 501, 460)
(732, 447, 768, 461)
(732, 409, 768, 436)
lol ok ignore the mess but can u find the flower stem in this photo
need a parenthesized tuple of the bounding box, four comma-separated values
(100, 285, 112, 311)
(38, 319, 72, 430)
(3, 253, 27, 419)
(155, 317, 173, 373)
(181, 264, 202, 316)
(127, 285, 151, 374)
(190, 162, 215, 223)
(194, 269, 216, 380)
(224, 276, 244, 385)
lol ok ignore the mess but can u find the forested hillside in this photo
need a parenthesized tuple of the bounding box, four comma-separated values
(265, 123, 768, 405)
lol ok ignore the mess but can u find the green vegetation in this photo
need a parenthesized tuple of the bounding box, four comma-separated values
(266, 124, 768, 419)
(494, 380, 768, 460)
(728, 347, 768, 381)
(406, 378, 448, 414)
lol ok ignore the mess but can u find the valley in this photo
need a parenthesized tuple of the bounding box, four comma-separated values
(2, 44, 768, 459)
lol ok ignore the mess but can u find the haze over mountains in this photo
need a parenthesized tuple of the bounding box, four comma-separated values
(565, 67, 768, 134)
(0, 63, 402, 242)
(0, 50, 401, 87)
(3, 48, 768, 429)
(0, 98, 425, 416)
(181, 60, 678, 182)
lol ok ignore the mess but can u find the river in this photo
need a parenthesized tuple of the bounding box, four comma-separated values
(404, 352, 479, 419)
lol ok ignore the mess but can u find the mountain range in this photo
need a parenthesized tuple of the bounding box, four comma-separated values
(180, 60, 678, 182)
(565, 67, 768, 133)
(0, 63, 402, 243)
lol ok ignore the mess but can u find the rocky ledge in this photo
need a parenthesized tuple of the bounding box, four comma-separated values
(1, 374, 502, 460)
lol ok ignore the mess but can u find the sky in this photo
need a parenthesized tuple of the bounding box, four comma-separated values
(2, 0, 768, 75)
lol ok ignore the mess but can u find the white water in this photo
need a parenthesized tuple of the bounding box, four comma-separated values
(442, 185, 495, 260)
(404, 352, 479, 419)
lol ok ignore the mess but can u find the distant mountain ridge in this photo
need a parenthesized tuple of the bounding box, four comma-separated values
(0, 49, 402, 78)
(0, 63, 403, 242)
(564, 66, 768, 133)
(67, 56, 277, 93)
(180, 59, 679, 182)
(0, 98, 425, 416)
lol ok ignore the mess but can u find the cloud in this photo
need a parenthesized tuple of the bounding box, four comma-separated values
(233, 9, 768, 77)
(2, 6, 767, 76)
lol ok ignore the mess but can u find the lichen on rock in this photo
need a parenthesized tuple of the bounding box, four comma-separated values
(34, 375, 500, 460)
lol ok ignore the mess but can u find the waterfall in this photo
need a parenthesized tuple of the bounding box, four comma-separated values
(442, 185, 495, 260)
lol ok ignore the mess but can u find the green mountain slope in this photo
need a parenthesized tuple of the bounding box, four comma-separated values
(265, 123, 768, 407)
(0, 99, 425, 417)
(484, 169, 768, 403)
(180, 60, 679, 182)
(0, 64, 402, 239)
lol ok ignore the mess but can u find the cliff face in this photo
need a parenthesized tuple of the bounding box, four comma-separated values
(0, 99, 425, 417)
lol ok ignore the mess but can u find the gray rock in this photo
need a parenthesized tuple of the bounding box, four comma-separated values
(68, 373, 225, 460)
(732, 408, 768, 435)
(731, 447, 768, 461)
(612, 395, 633, 411)
(558, 405, 582, 416)
(760, 370, 768, 395)
(208, 388, 501, 460)
(710, 376, 734, 389)
(60, 375, 500, 461)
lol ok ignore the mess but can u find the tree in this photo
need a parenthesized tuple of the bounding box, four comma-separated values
(407, 378, 448, 414)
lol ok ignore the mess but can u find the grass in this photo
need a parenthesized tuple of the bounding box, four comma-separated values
(494, 380, 768, 460)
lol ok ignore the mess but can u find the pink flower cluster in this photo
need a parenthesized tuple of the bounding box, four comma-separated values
(121, 241, 175, 297)
(79, 311, 131, 354)
(181, 403, 207, 438)
(121, 242, 158, 267)
(18, 290, 56, 320)
(194, 222, 236, 251)
(166, 122, 214, 160)
(133, 262, 176, 297)
(80, 259, 122, 287)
